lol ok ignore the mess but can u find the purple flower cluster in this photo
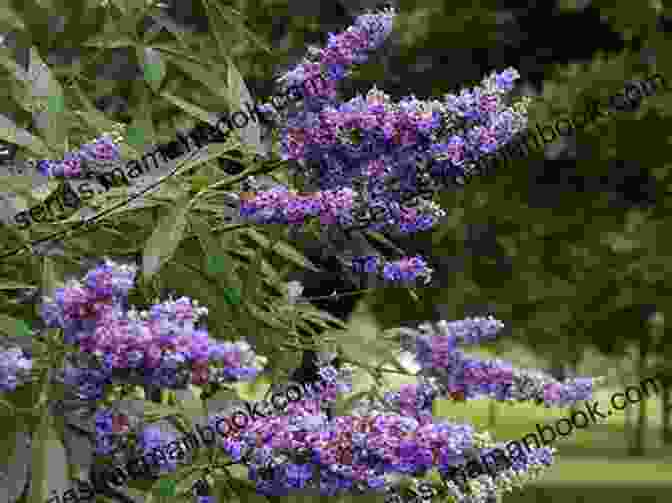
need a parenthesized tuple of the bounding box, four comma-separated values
(239, 186, 356, 226)
(0, 347, 33, 392)
(215, 377, 557, 501)
(243, 8, 528, 246)
(351, 255, 434, 284)
(35, 134, 122, 178)
(440, 440, 556, 503)
(434, 317, 505, 345)
(272, 7, 396, 104)
(40, 259, 262, 389)
(277, 69, 526, 193)
(382, 381, 439, 424)
(59, 362, 113, 400)
(398, 318, 600, 407)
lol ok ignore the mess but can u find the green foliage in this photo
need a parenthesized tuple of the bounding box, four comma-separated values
(0, 1, 670, 501)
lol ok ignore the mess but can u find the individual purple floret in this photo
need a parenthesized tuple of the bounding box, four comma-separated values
(59, 362, 113, 400)
(0, 347, 33, 392)
(138, 425, 179, 474)
(382, 255, 433, 284)
(434, 317, 506, 345)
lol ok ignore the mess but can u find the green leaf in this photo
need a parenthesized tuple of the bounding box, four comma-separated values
(157, 478, 176, 497)
(0, 281, 35, 290)
(126, 125, 147, 149)
(0, 45, 30, 85)
(145, 10, 190, 49)
(0, 5, 26, 30)
(332, 390, 370, 416)
(138, 47, 167, 91)
(47, 94, 64, 114)
(200, 0, 233, 60)
(242, 228, 321, 272)
(0, 314, 26, 337)
(206, 1, 272, 55)
(0, 175, 43, 197)
(83, 18, 136, 47)
(223, 287, 241, 305)
(246, 305, 286, 330)
(175, 386, 206, 423)
(243, 245, 264, 303)
(207, 255, 227, 274)
(15, 320, 32, 337)
(70, 81, 129, 141)
(169, 141, 240, 181)
(127, 82, 156, 149)
(0, 114, 51, 157)
(142, 401, 187, 422)
(28, 403, 52, 503)
(227, 58, 263, 155)
(142, 192, 191, 280)
(25, 48, 67, 152)
(41, 256, 60, 299)
(159, 90, 221, 127)
(156, 49, 230, 102)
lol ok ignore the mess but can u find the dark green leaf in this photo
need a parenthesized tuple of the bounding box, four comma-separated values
(143, 192, 192, 280)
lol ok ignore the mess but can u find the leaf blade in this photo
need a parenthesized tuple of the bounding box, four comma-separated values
(226, 59, 264, 156)
(142, 192, 192, 280)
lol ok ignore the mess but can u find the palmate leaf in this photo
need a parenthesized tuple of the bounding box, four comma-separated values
(142, 191, 192, 280)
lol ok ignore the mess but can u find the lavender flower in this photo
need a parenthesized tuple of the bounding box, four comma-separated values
(138, 425, 179, 474)
(38, 260, 263, 390)
(0, 347, 33, 391)
(33, 134, 122, 179)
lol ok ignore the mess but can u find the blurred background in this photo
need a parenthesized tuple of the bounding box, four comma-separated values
(1, 0, 672, 502)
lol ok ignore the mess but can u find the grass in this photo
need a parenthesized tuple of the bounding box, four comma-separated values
(533, 457, 672, 484)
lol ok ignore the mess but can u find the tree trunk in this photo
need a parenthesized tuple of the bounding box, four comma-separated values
(662, 379, 672, 445)
(568, 349, 580, 415)
(624, 397, 633, 442)
(629, 338, 649, 456)
(488, 399, 497, 428)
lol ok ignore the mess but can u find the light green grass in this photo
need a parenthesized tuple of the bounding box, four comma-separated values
(532, 457, 672, 484)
